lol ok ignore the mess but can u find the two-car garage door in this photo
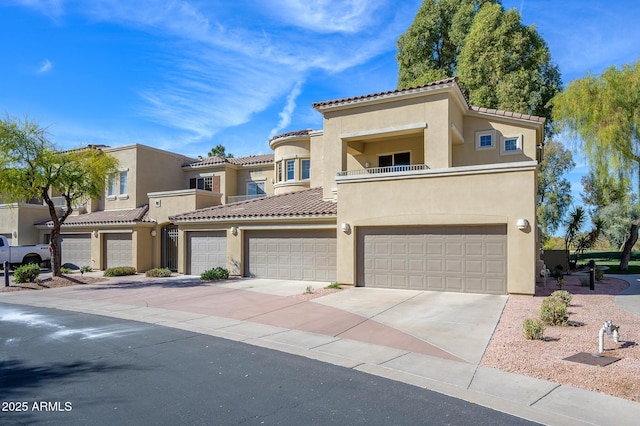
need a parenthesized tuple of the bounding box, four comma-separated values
(358, 225, 507, 294)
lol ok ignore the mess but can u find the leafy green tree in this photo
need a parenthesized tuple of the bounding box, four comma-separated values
(456, 2, 561, 126)
(594, 201, 639, 250)
(580, 171, 630, 212)
(552, 60, 640, 270)
(537, 140, 575, 239)
(397, 0, 498, 87)
(0, 115, 118, 276)
(207, 144, 234, 158)
(397, 1, 561, 131)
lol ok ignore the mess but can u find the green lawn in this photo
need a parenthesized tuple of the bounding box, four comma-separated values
(575, 251, 640, 274)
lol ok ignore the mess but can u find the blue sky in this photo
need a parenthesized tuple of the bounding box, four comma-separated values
(2, 0, 639, 204)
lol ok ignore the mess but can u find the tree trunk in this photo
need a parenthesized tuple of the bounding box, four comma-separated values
(619, 221, 639, 271)
(50, 228, 62, 277)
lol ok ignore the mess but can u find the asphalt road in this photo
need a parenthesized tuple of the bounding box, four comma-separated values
(0, 302, 538, 425)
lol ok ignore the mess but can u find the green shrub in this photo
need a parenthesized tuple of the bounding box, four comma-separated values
(304, 285, 315, 294)
(522, 318, 545, 340)
(540, 296, 569, 326)
(551, 290, 572, 305)
(60, 267, 73, 274)
(104, 266, 137, 277)
(325, 282, 341, 289)
(145, 268, 172, 278)
(200, 267, 229, 281)
(595, 269, 604, 282)
(80, 265, 92, 274)
(14, 263, 41, 283)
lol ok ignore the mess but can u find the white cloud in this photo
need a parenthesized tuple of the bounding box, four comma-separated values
(38, 58, 53, 73)
(269, 80, 304, 139)
(262, 0, 383, 33)
(12, 0, 417, 150)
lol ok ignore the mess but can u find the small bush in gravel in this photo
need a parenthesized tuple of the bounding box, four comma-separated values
(522, 318, 545, 340)
(325, 282, 341, 290)
(550, 290, 572, 305)
(595, 269, 604, 282)
(60, 267, 73, 274)
(145, 268, 172, 278)
(200, 267, 229, 281)
(80, 266, 92, 274)
(579, 277, 589, 287)
(14, 263, 41, 283)
(104, 266, 137, 277)
(540, 296, 569, 326)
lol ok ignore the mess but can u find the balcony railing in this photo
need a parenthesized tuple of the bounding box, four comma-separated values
(227, 194, 268, 203)
(336, 164, 430, 177)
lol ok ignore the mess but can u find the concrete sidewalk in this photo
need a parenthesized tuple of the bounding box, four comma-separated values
(1, 274, 640, 425)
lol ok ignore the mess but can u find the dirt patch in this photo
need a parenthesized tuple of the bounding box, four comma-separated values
(481, 274, 640, 402)
(0, 274, 106, 292)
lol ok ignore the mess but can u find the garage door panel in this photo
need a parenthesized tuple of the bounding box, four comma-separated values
(188, 232, 227, 275)
(359, 226, 507, 294)
(104, 234, 132, 269)
(61, 234, 92, 269)
(246, 230, 336, 282)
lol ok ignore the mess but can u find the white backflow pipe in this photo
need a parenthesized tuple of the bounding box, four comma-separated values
(599, 321, 621, 353)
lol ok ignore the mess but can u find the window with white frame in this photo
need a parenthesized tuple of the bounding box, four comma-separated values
(378, 152, 410, 167)
(247, 181, 266, 196)
(190, 176, 214, 191)
(286, 160, 295, 180)
(500, 134, 523, 155)
(119, 171, 128, 196)
(107, 173, 116, 197)
(301, 159, 310, 180)
(475, 130, 496, 150)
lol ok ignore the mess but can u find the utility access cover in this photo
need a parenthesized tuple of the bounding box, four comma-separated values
(563, 352, 620, 367)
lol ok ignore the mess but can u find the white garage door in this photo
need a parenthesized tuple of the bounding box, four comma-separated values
(188, 231, 227, 275)
(246, 230, 336, 281)
(61, 234, 91, 270)
(358, 225, 507, 294)
(104, 234, 133, 269)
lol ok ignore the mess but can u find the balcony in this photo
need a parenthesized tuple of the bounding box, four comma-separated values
(336, 164, 429, 182)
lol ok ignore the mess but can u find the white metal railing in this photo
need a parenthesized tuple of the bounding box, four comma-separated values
(227, 194, 268, 203)
(336, 164, 430, 177)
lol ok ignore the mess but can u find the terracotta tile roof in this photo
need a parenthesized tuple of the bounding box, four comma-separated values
(312, 77, 459, 108)
(269, 129, 313, 143)
(171, 187, 336, 222)
(469, 106, 546, 123)
(184, 153, 274, 168)
(313, 76, 546, 123)
(37, 206, 152, 226)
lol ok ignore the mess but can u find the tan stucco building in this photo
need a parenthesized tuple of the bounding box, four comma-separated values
(0, 78, 544, 294)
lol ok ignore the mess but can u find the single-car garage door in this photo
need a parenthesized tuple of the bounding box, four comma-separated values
(188, 231, 227, 275)
(358, 225, 507, 294)
(104, 234, 133, 269)
(61, 234, 92, 269)
(245, 230, 336, 281)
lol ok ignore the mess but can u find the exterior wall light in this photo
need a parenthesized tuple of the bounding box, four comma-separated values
(516, 219, 529, 230)
(93, 230, 98, 238)
(230, 226, 238, 236)
(341, 223, 351, 233)
(151, 230, 157, 237)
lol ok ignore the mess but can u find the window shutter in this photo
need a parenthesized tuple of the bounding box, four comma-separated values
(189, 178, 196, 189)
(213, 175, 220, 193)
